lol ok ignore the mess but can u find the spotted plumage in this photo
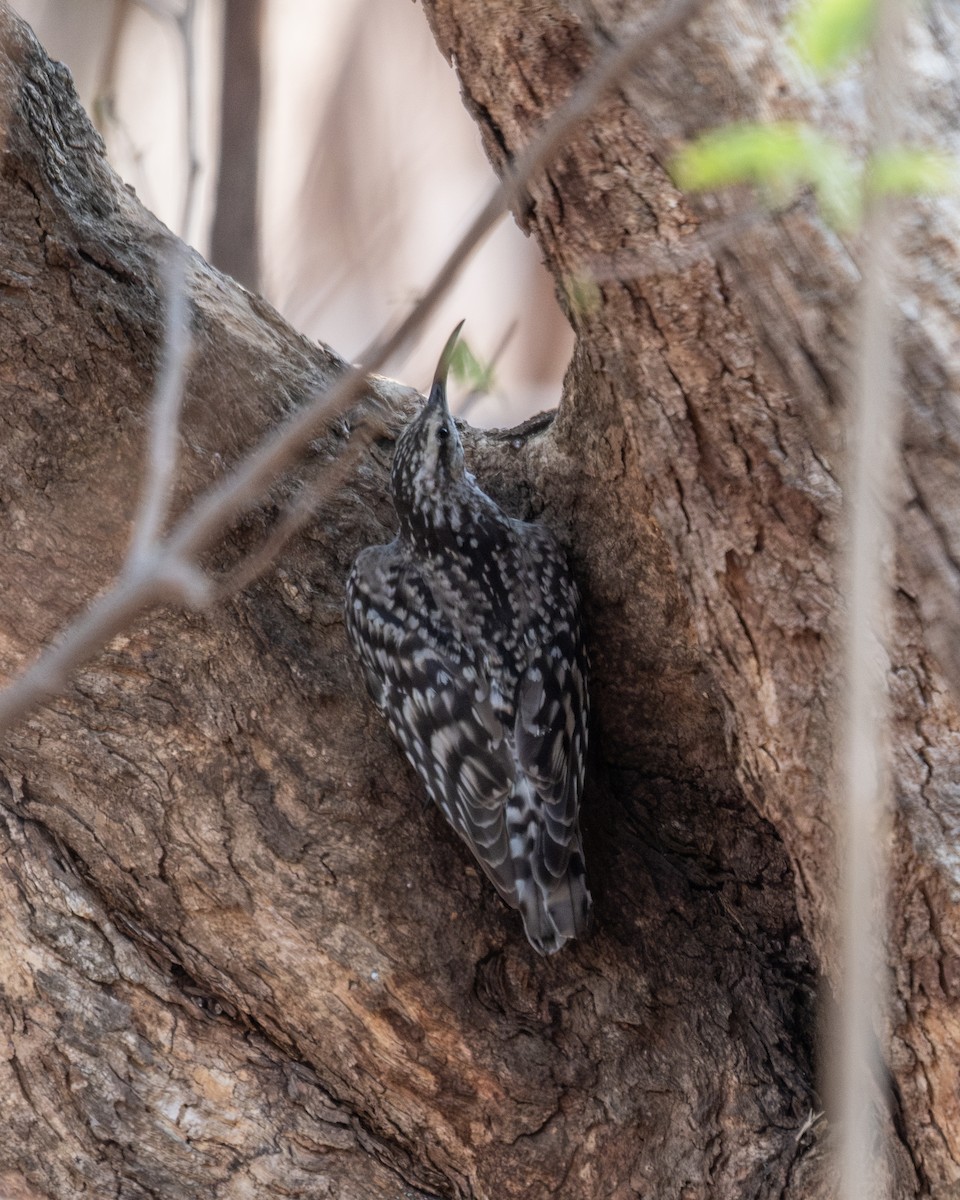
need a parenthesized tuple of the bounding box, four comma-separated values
(345, 324, 591, 955)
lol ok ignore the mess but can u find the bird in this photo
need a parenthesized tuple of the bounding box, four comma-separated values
(344, 323, 591, 955)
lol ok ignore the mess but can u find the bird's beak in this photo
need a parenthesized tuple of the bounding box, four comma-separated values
(427, 320, 465, 411)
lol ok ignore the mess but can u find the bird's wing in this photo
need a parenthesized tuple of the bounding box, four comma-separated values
(345, 547, 519, 896)
(513, 613, 589, 881)
(506, 552, 591, 952)
(504, 524, 589, 867)
(346, 540, 591, 952)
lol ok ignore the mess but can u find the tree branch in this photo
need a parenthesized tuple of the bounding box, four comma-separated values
(838, 0, 910, 1196)
(0, 0, 704, 735)
(127, 245, 192, 567)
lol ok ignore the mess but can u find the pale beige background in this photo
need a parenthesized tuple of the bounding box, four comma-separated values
(12, 0, 574, 425)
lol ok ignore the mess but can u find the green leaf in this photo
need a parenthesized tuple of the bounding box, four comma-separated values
(868, 148, 958, 197)
(449, 338, 495, 395)
(672, 122, 860, 227)
(672, 122, 812, 191)
(790, 0, 878, 74)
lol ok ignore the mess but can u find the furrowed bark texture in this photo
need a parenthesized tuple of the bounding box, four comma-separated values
(421, 0, 960, 1194)
(0, 4, 955, 1200)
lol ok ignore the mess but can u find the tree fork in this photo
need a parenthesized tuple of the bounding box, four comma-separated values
(0, 3, 957, 1197)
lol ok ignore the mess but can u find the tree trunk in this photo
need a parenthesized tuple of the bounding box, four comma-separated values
(210, 0, 263, 291)
(0, 3, 957, 1198)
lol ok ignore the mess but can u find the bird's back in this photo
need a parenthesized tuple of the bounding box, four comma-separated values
(346, 510, 591, 955)
(345, 322, 589, 954)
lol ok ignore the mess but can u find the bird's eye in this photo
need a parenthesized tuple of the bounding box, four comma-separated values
(437, 423, 450, 441)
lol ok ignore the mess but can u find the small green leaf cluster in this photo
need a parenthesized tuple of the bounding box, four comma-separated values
(791, 0, 878, 73)
(449, 337, 496, 396)
(671, 0, 956, 227)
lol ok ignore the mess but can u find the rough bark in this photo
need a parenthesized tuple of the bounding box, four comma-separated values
(421, 0, 960, 1193)
(0, 3, 956, 1200)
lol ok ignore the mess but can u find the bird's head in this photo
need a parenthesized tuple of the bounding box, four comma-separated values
(392, 321, 468, 538)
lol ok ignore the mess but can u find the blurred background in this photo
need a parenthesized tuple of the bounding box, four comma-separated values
(11, 0, 574, 425)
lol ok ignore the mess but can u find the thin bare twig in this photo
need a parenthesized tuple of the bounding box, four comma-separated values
(168, 0, 706, 566)
(0, 242, 207, 730)
(220, 315, 515, 598)
(454, 321, 518, 420)
(128, 245, 192, 566)
(133, 0, 181, 15)
(355, 0, 706, 374)
(91, 1, 156, 210)
(210, 0, 263, 290)
(211, 421, 385, 603)
(0, 0, 704, 735)
(838, 2, 908, 1199)
(0, 567, 192, 731)
(176, 0, 202, 242)
(91, 0, 132, 135)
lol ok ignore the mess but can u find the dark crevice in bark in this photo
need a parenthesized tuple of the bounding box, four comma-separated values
(0, 2, 957, 1196)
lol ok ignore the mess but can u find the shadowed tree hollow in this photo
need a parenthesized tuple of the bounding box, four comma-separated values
(0, 3, 959, 1198)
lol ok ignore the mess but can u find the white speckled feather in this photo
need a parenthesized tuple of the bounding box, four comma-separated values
(345, 329, 591, 955)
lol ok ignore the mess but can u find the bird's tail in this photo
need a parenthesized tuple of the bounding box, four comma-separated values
(516, 844, 592, 956)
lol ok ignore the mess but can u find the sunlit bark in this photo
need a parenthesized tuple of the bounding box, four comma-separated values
(1, 3, 958, 1197)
